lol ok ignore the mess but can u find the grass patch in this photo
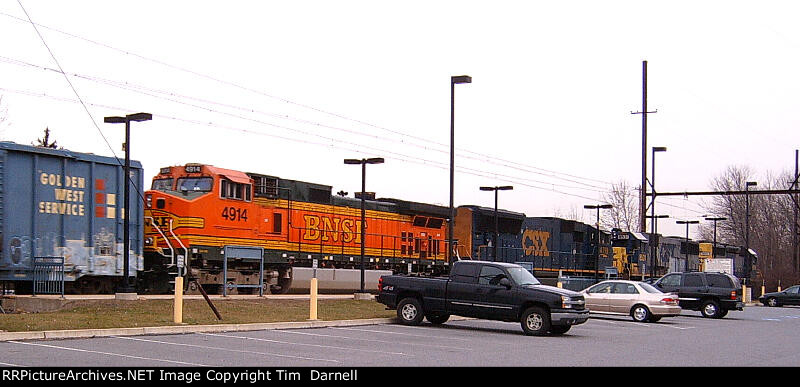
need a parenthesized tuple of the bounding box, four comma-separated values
(0, 299, 395, 332)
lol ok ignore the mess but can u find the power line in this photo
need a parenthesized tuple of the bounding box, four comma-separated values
(13, 1, 146, 203)
(0, 12, 615, 189)
(0, 54, 615, 193)
(0, 85, 613, 205)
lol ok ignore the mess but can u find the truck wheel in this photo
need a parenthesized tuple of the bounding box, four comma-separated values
(397, 297, 425, 325)
(701, 300, 722, 318)
(520, 306, 550, 336)
(425, 314, 450, 325)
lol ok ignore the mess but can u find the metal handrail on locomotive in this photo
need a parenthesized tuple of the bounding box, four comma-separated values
(142, 163, 451, 294)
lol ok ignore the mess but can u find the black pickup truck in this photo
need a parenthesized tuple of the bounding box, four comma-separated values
(377, 260, 589, 335)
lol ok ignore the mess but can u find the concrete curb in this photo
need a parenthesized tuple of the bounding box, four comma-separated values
(0, 318, 397, 342)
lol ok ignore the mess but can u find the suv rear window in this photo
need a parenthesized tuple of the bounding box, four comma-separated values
(706, 273, 733, 288)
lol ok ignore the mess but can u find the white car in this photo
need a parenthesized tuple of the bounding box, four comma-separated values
(581, 280, 681, 322)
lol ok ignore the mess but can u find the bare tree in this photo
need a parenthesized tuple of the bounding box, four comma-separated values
(34, 127, 58, 149)
(700, 165, 799, 291)
(600, 180, 640, 232)
(553, 205, 584, 223)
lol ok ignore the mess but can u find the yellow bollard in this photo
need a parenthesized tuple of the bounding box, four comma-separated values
(174, 276, 183, 324)
(742, 284, 748, 303)
(309, 277, 318, 321)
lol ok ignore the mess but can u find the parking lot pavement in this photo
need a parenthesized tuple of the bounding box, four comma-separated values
(2, 306, 800, 367)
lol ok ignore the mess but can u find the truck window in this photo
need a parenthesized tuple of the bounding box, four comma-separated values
(706, 274, 732, 288)
(450, 263, 479, 284)
(660, 274, 681, 287)
(478, 266, 505, 286)
(684, 273, 704, 287)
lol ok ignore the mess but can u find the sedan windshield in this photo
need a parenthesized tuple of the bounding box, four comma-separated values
(507, 267, 541, 286)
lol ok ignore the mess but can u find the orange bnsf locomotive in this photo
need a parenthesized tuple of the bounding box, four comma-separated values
(141, 163, 450, 294)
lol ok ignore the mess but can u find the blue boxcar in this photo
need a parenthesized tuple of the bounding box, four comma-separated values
(0, 142, 143, 290)
(517, 217, 612, 277)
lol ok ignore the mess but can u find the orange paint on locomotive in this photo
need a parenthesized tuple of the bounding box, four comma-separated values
(143, 164, 447, 264)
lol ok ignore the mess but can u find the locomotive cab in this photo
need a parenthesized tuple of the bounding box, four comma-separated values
(142, 164, 291, 294)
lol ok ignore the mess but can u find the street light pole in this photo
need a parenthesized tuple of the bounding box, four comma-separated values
(745, 181, 757, 284)
(646, 214, 669, 276)
(480, 185, 513, 261)
(649, 146, 667, 278)
(449, 75, 471, 264)
(703, 216, 727, 258)
(584, 204, 612, 283)
(344, 157, 384, 295)
(676, 220, 700, 269)
(104, 112, 152, 294)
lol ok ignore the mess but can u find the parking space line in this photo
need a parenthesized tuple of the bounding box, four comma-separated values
(200, 333, 409, 356)
(378, 324, 487, 340)
(332, 326, 473, 342)
(0, 361, 24, 367)
(111, 336, 339, 364)
(588, 318, 695, 330)
(8, 341, 207, 366)
(278, 329, 472, 350)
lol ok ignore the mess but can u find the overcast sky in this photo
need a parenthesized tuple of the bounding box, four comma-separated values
(1, 1, 797, 238)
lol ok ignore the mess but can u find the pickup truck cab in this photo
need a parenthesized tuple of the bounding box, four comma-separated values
(377, 261, 589, 336)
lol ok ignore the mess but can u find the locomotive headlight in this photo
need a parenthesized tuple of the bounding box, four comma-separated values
(145, 237, 154, 245)
(145, 194, 152, 209)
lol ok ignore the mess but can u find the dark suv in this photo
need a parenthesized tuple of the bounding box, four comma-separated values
(654, 272, 743, 318)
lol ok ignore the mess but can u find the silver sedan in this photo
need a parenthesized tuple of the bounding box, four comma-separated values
(580, 280, 681, 322)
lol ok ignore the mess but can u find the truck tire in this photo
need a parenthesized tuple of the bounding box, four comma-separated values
(425, 313, 450, 325)
(397, 297, 425, 325)
(520, 306, 550, 336)
(700, 300, 722, 318)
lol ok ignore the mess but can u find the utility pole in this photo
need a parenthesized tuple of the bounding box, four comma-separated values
(793, 150, 799, 272)
(632, 60, 657, 233)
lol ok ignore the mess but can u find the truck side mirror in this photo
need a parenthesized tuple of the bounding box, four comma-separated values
(499, 277, 512, 289)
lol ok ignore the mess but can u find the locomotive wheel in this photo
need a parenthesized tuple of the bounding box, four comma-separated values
(269, 268, 293, 294)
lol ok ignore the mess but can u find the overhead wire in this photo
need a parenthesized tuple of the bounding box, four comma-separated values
(12, 1, 147, 203)
(0, 54, 615, 195)
(0, 11, 615, 190)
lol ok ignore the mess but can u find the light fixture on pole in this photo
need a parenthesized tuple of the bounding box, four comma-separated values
(703, 216, 727, 258)
(645, 214, 669, 276)
(448, 75, 471, 264)
(584, 204, 613, 283)
(745, 181, 757, 284)
(479, 185, 513, 261)
(676, 220, 700, 268)
(649, 146, 667, 279)
(104, 112, 152, 294)
(344, 157, 384, 296)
